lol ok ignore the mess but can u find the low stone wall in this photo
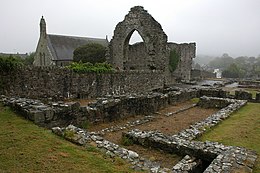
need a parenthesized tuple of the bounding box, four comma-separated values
(52, 125, 172, 172)
(124, 130, 257, 173)
(123, 97, 258, 172)
(199, 88, 260, 103)
(235, 90, 253, 101)
(0, 67, 164, 100)
(51, 96, 257, 173)
(199, 88, 228, 98)
(0, 88, 199, 128)
(197, 96, 231, 108)
(238, 80, 260, 88)
(0, 95, 81, 128)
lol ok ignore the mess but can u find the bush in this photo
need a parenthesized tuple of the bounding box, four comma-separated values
(67, 62, 114, 73)
(0, 55, 23, 72)
(169, 49, 180, 72)
(73, 43, 106, 63)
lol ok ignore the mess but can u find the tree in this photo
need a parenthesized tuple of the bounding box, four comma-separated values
(73, 43, 106, 64)
(222, 63, 245, 78)
(208, 54, 234, 69)
(24, 52, 35, 66)
(0, 55, 23, 72)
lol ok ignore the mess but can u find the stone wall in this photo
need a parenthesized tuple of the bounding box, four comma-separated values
(0, 67, 164, 100)
(123, 97, 258, 172)
(124, 42, 150, 70)
(0, 88, 198, 127)
(168, 43, 196, 81)
(108, 6, 168, 71)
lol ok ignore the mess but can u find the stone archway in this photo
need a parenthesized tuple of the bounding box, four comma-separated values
(109, 6, 168, 71)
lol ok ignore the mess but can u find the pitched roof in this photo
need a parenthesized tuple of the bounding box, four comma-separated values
(47, 34, 108, 61)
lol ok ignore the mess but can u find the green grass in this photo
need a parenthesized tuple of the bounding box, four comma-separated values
(0, 105, 140, 173)
(199, 103, 260, 173)
(191, 98, 200, 104)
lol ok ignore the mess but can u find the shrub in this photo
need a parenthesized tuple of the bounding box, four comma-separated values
(67, 62, 114, 73)
(73, 43, 106, 63)
(169, 49, 180, 72)
(0, 55, 23, 72)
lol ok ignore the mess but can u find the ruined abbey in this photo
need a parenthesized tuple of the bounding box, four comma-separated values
(34, 6, 195, 81)
(0, 6, 258, 173)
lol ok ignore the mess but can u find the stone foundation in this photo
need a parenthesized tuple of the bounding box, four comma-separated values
(122, 97, 257, 172)
(0, 88, 198, 128)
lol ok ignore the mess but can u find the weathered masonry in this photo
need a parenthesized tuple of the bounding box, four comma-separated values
(33, 6, 196, 81)
(108, 6, 196, 81)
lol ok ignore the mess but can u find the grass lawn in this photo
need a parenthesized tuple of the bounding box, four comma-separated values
(199, 103, 260, 173)
(0, 105, 140, 173)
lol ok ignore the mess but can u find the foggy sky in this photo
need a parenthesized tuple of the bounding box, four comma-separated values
(0, 0, 260, 57)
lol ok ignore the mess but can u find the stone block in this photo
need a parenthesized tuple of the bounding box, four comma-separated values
(30, 110, 45, 124)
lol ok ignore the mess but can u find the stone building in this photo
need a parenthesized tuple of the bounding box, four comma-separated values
(108, 6, 196, 81)
(34, 7, 195, 81)
(33, 16, 108, 66)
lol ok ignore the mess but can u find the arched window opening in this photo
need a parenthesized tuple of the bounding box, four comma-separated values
(129, 30, 144, 45)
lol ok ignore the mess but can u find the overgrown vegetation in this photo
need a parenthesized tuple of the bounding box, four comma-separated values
(0, 52, 35, 73)
(73, 43, 106, 64)
(23, 52, 35, 66)
(80, 120, 90, 129)
(67, 62, 114, 73)
(0, 55, 23, 72)
(199, 103, 260, 173)
(169, 49, 180, 72)
(121, 136, 134, 146)
(0, 104, 137, 172)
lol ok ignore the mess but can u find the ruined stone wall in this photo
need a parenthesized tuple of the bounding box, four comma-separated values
(124, 42, 149, 70)
(0, 67, 164, 100)
(109, 6, 168, 71)
(168, 43, 196, 81)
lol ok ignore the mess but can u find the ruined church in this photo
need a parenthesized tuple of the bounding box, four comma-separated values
(34, 6, 195, 81)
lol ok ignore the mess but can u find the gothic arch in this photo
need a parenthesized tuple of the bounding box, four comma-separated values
(109, 6, 168, 71)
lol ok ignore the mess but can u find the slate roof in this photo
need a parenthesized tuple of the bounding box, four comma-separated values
(47, 34, 108, 61)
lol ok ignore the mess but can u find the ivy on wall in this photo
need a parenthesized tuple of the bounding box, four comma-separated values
(169, 49, 180, 72)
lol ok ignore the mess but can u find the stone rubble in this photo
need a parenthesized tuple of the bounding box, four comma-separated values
(124, 129, 257, 173)
(174, 96, 247, 140)
(122, 96, 257, 172)
(0, 95, 80, 127)
(52, 125, 170, 172)
(1, 92, 258, 172)
(172, 155, 201, 173)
